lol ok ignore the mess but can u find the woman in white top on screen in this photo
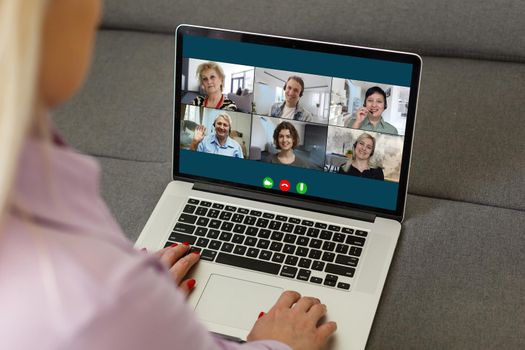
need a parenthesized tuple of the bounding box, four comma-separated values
(0, 1, 336, 349)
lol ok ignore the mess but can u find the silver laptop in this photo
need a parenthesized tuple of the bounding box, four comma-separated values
(136, 24, 422, 350)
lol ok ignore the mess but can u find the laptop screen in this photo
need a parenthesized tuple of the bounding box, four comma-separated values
(174, 25, 421, 219)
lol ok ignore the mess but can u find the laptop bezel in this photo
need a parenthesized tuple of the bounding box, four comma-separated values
(172, 24, 422, 222)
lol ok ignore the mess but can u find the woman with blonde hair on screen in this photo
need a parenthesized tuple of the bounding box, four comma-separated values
(0, 1, 336, 349)
(339, 133, 384, 180)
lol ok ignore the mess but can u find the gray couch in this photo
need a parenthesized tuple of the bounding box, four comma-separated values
(54, 1, 525, 348)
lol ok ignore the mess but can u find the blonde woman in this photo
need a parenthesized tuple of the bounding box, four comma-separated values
(339, 133, 384, 180)
(192, 61, 237, 111)
(0, 1, 336, 349)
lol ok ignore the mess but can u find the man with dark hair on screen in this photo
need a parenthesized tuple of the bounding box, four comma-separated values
(270, 76, 313, 122)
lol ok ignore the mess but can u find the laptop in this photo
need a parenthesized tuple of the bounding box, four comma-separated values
(136, 24, 422, 350)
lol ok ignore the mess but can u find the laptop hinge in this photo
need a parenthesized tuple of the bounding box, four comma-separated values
(193, 182, 376, 223)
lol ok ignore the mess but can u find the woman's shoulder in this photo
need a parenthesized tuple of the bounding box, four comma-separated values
(221, 98, 237, 111)
(192, 95, 205, 105)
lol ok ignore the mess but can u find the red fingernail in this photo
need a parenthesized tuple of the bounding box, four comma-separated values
(182, 242, 190, 246)
(191, 251, 200, 255)
(170, 243, 178, 248)
(258, 312, 265, 319)
(187, 279, 196, 289)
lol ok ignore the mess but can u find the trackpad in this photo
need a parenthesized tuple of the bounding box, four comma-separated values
(195, 274, 283, 331)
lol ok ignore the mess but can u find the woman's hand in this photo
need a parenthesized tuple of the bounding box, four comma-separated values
(155, 243, 200, 295)
(352, 107, 369, 128)
(247, 291, 337, 350)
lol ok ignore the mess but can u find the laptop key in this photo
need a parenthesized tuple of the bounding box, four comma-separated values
(263, 212, 275, 219)
(312, 261, 325, 271)
(335, 244, 349, 254)
(232, 234, 245, 244)
(237, 208, 249, 214)
(256, 218, 269, 228)
(257, 239, 270, 249)
(309, 249, 322, 260)
(200, 249, 217, 261)
(270, 242, 283, 252)
(270, 231, 284, 241)
(207, 229, 220, 239)
(216, 252, 280, 275)
(259, 250, 272, 260)
(246, 227, 259, 236)
(219, 211, 233, 221)
(280, 266, 298, 278)
(294, 225, 307, 235)
(324, 274, 338, 287)
(342, 227, 354, 234)
(275, 215, 288, 222)
(249, 210, 262, 217)
(183, 204, 196, 214)
(285, 255, 298, 266)
(333, 233, 346, 243)
(288, 217, 301, 224)
(232, 214, 245, 223)
(173, 222, 196, 235)
(200, 201, 212, 207)
(196, 237, 209, 247)
(320, 230, 332, 240)
(246, 248, 260, 258)
(245, 237, 257, 246)
(337, 282, 351, 290)
(220, 222, 234, 231)
(325, 263, 355, 278)
(283, 244, 296, 255)
(296, 247, 309, 257)
(178, 213, 197, 224)
(301, 220, 314, 227)
(244, 216, 257, 225)
(169, 232, 197, 245)
(188, 198, 199, 205)
(297, 269, 311, 281)
(196, 217, 209, 227)
(212, 203, 224, 209)
(328, 225, 341, 232)
(346, 235, 366, 247)
(221, 243, 234, 253)
(306, 228, 320, 238)
(322, 241, 336, 251)
(335, 255, 359, 267)
(314, 222, 327, 229)
(206, 209, 220, 218)
(219, 232, 232, 242)
(322, 252, 335, 262)
(195, 227, 208, 236)
(269, 220, 282, 230)
(356, 230, 368, 237)
(281, 223, 294, 232)
(272, 253, 285, 263)
(310, 276, 323, 284)
(349, 246, 363, 257)
(298, 258, 312, 269)
(233, 245, 247, 255)
(195, 207, 208, 216)
(297, 236, 309, 246)
(309, 239, 322, 249)
(283, 234, 296, 244)
(257, 229, 270, 238)
(208, 219, 221, 229)
(233, 224, 247, 234)
(225, 205, 237, 212)
(209, 240, 222, 251)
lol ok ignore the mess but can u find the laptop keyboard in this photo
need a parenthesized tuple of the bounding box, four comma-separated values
(164, 198, 368, 291)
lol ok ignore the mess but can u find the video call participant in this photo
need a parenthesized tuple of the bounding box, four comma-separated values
(339, 133, 384, 180)
(264, 121, 311, 168)
(190, 113, 244, 158)
(192, 61, 237, 111)
(270, 76, 313, 122)
(345, 86, 398, 135)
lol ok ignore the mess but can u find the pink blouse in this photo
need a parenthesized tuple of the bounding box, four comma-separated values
(0, 137, 290, 350)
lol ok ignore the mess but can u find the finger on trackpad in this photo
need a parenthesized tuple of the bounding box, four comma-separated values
(195, 274, 283, 331)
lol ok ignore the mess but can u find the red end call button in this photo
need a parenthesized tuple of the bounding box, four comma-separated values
(279, 180, 291, 192)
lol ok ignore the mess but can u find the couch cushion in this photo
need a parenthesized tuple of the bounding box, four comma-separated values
(368, 194, 525, 349)
(54, 30, 175, 163)
(101, 0, 525, 61)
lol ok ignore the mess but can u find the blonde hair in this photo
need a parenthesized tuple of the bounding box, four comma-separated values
(214, 112, 232, 133)
(0, 0, 47, 224)
(196, 61, 225, 92)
